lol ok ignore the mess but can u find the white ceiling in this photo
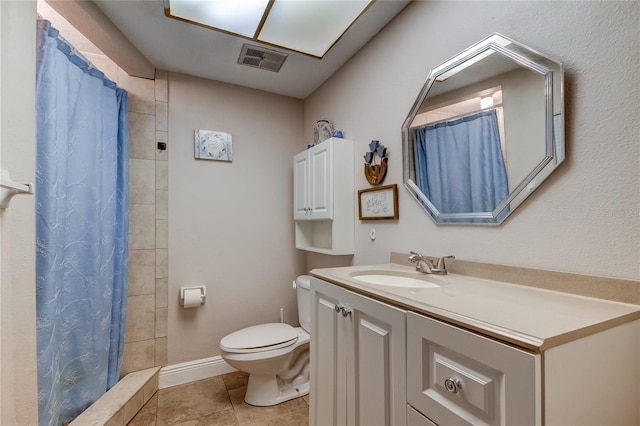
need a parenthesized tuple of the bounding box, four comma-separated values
(94, 0, 410, 99)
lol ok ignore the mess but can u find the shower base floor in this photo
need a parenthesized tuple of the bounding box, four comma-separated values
(69, 366, 160, 426)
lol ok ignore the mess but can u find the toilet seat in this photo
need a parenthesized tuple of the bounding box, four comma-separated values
(220, 323, 298, 354)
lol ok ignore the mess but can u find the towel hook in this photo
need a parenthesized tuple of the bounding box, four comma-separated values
(1, 169, 34, 209)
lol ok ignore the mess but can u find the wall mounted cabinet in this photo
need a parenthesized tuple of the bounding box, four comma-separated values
(310, 277, 406, 426)
(293, 138, 354, 254)
(294, 142, 331, 220)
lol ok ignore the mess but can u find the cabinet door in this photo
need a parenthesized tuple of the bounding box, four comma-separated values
(308, 142, 332, 219)
(311, 277, 406, 426)
(345, 290, 407, 426)
(310, 278, 348, 426)
(293, 150, 309, 220)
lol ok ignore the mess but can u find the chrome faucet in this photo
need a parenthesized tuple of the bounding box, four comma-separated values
(408, 251, 455, 275)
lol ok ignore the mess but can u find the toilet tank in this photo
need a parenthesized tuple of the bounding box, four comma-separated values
(295, 275, 311, 333)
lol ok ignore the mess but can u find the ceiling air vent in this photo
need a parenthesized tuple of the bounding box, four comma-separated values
(238, 44, 288, 73)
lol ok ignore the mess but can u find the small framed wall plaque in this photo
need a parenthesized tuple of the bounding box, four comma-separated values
(358, 184, 399, 220)
(194, 130, 232, 162)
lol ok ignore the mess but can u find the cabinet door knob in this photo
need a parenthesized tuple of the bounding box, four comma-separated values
(444, 378, 462, 394)
(333, 304, 352, 317)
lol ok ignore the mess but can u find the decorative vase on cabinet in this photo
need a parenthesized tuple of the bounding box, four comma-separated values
(313, 119, 334, 144)
(293, 138, 354, 255)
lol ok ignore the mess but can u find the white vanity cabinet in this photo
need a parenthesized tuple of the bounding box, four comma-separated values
(293, 138, 354, 254)
(310, 277, 407, 426)
(309, 263, 640, 426)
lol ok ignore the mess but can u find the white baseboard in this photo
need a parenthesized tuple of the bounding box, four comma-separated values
(159, 356, 237, 389)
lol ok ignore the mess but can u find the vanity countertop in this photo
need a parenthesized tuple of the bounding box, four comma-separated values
(309, 263, 640, 352)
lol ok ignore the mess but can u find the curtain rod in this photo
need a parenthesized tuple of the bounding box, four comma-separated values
(38, 19, 103, 79)
(413, 104, 503, 130)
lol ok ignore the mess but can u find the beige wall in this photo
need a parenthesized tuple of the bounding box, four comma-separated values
(303, 1, 640, 281)
(0, 1, 38, 424)
(500, 68, 547, 190)
(167, 73, 305, 364)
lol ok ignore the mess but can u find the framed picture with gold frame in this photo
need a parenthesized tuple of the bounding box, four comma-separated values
(358, 184, 399, 220)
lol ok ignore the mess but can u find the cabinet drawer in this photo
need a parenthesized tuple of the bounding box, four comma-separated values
(407, 312, 540, 425)
(408, 405, 437, 426)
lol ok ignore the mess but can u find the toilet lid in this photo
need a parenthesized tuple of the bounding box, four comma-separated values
(220, 323, 298, 353)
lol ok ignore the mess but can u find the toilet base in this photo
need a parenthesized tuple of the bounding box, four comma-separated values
(244, 373, 310, 407)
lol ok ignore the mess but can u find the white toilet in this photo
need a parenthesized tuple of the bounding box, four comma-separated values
(220, 275, 311, 406)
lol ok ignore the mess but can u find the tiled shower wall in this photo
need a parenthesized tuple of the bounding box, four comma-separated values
(120, 70, 169, 376)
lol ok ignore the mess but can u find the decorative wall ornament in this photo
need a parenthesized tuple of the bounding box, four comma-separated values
(363, 140, 388, 185)
(194, 130, 233, 162)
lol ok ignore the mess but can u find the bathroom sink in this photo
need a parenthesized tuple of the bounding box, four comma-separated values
(351, 274, 440, 289)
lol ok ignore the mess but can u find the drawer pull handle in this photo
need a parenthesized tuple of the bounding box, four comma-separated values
(444, 378, 462, 394)
(335, 304, 343, 313)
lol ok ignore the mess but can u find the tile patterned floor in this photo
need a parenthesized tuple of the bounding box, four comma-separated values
(128, 372, 309, 426)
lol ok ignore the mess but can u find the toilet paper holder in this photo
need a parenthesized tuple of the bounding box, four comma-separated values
(180, 286, 206, 307)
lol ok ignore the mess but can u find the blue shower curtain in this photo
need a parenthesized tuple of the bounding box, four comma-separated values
(413, 110, 508, 214)
(35, 20, 129, 426)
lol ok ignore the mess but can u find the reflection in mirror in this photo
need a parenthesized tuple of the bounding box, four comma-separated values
(402, 34, 564, 225)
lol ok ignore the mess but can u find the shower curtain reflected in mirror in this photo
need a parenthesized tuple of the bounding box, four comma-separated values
(413, 109, 509, 215)
(35, 20, 129, 425)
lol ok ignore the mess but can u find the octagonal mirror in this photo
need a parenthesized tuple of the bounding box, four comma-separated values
(402, 33, 564, 225)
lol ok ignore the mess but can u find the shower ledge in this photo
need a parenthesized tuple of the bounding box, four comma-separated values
(69, 366, 160, 426)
